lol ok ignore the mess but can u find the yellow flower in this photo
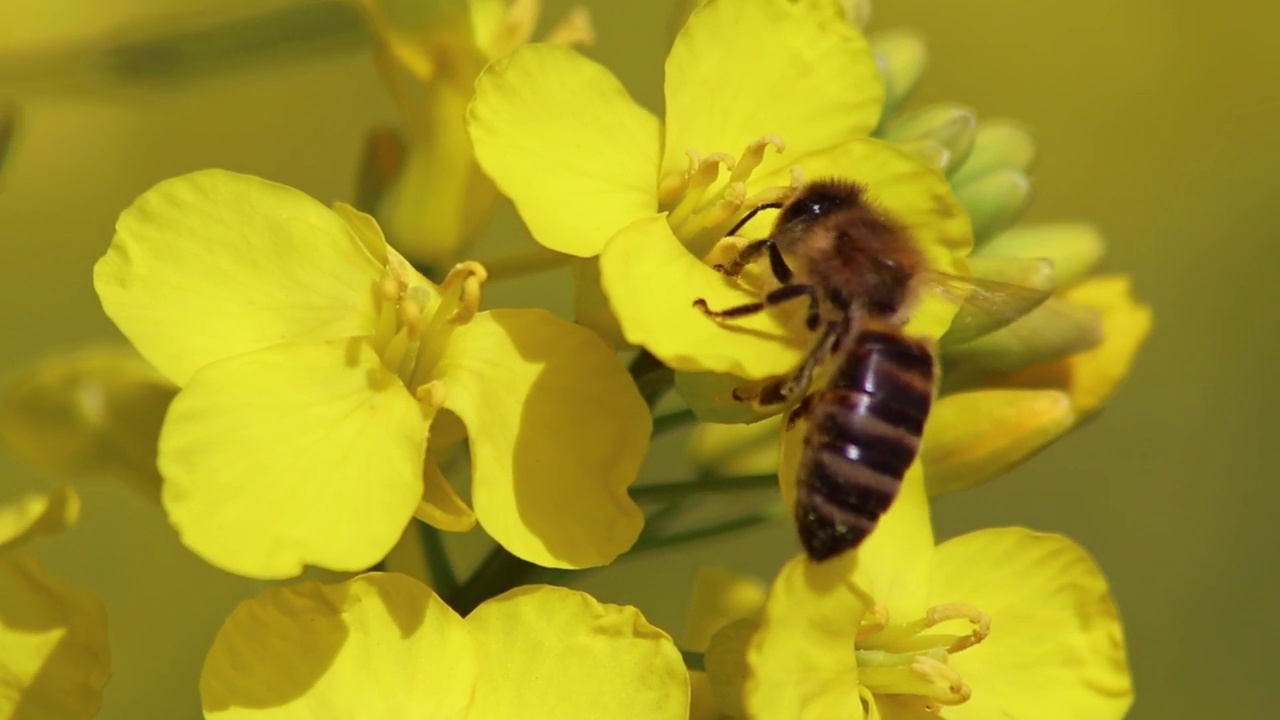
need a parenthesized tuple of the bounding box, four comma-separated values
(200, 572, 689, 719)
(0, 346, 175, 500)
(0, 487, 111, 719)
(354, 0, 594, 267)
(693, 470, 1133, 719)
(94, 169, 648, 578)
(469, 0, 970, 378)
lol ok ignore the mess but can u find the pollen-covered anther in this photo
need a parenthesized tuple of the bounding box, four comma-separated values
(925, 602, 992, 652)
(729, 135, 785, 184)
(857, 602, 891, 638)
(405, 261, 489, 390)
(911, 655, 972, 706)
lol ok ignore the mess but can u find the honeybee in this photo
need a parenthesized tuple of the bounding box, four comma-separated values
(693, 179, 1046, 561)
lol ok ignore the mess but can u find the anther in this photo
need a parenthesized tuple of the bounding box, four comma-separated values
(858, 602, 891, 638)
(924, 603, 991, 652)
(729, 135, 785, 184)
(910, 655, 972, 705)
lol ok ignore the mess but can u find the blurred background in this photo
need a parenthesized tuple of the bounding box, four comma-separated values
(0, 0, 1270, 717)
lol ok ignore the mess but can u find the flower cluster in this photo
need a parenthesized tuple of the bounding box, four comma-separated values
(0, 0, 1148, 717)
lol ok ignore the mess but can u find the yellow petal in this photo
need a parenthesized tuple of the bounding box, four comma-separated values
(159, 339, 427, 579)
(415, 455, 476, 532)
(434, 310, 647, 568)
(0, 553, 110, 720)
(1005, 275, 1152, 416)
(922, 389, 1076, 497)
(95, 170, 384, 385)
(0, 346, 172, 498)
(704, 618, 757, 717)
(468, 44, 661, 257)
(0, 486, 78, 551)
(848, 464, 933, 618)
(601, 214, 809, 378)
(685, 567, 768, 652)
(466, 585, 688, 720)
(201, 573, 475, 719)
(662, 0, 883, 184)
(930, 529, 1133, 720)
(687, 415, 782, 478)
(572, 257, 632, 348)
(744, 554, 867, 720)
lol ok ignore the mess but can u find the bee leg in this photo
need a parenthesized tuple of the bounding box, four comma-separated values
(777, 320, 842, 400)
(785, 394, 816, 429)
(713, 237, 797, 284)
(693, 283, 816, 320)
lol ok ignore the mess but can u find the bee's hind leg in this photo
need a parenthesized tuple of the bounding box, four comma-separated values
(693, 283, 816, 320)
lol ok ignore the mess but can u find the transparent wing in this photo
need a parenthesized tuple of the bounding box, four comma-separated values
(928, 257, 1057, 346)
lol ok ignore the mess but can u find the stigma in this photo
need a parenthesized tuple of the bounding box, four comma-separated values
(855, 601, 991, 712)
(657, 135, 802, 252)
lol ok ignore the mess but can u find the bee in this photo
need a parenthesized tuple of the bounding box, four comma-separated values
(693, 178, 1042, 561)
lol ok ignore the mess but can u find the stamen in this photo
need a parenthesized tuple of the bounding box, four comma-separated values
(408, 262, 488, 391)
(543, 7, 595, 47)
(729, 135, 785, 184)
(374, 272, 402, 351)
(925, 603, 992, 653)
(854, 601, 989, 709)
(858, 602, 891, 639)
(910, 655, 972, 705)
(667, 152, 735, 231)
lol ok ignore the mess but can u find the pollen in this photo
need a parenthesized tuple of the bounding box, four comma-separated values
(657, 136, 804, 255)
(854, 601, 991, 711)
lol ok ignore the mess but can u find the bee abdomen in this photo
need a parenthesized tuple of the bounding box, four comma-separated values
(795, 331, 935, 561)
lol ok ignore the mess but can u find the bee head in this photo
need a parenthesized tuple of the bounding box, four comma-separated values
(775, 179, 864, 231)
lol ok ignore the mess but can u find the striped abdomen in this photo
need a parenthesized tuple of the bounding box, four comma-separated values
(795, 329, 935, 561)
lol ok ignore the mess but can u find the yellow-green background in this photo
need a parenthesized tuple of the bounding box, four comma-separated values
(0, 0, 1266, 717)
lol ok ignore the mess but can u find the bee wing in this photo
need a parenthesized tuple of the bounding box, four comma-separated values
(928, 257, 1057, 346)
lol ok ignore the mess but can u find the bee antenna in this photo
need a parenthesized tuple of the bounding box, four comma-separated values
(724, 201, 785, 238)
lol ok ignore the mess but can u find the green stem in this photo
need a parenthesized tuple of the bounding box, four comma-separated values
(682, 650, 706, 672)
(629, 473, 777, 504)
(419, 524, 459, 598)
(631, 503, 786, 555)
(447, 546, 544, 616)
(651, 408, 698, 437)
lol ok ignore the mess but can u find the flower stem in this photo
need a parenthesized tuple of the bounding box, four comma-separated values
(630, 503, 786, 555)
(481, 245, 573, 281)
(418, 524, 459, 598)
(447, 545, 544, 616)
(630, 473, 777, 503)
(681, 650, 706, 672)
(651, 408, 698, 436)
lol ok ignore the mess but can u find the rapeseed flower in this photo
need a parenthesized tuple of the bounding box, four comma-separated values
(355, 0, 593, 267)
(94, 169, 648, 578)
(200, 572, 689, 719)
(0, 346, 175, 500)
(468, 0, 970, 377)
(0, 487, 110, 719)
(686, 18, 1151, 493)
(692, 469, 1132, 719)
